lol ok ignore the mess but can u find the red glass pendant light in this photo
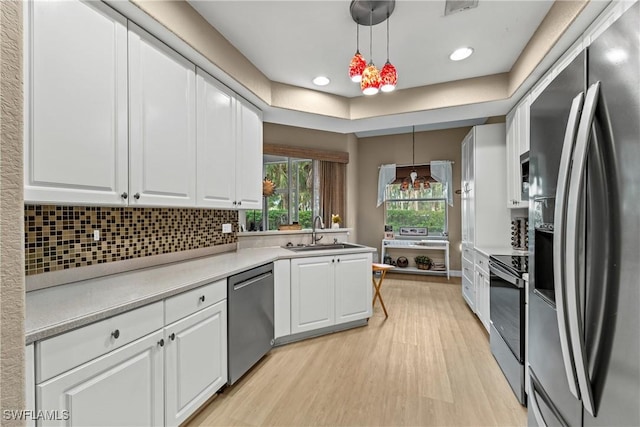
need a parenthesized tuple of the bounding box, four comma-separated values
(361, 63, 381, 95)
(380, 15, 397, 92)
(360, 9, 380, 95)
(350, 1, 396, 96)
(348, 23, 366, 82)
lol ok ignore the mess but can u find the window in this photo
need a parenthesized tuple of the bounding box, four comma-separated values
(384, 181, 448, 238)
(245, 155, 314, 231)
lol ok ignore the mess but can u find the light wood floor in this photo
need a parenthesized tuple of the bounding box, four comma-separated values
(187, 275, 527, 427)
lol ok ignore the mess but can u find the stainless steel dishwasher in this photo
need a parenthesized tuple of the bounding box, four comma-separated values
(227, 263, 274, 385)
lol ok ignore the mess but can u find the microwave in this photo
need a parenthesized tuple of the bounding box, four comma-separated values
(520, 151, 529, 201)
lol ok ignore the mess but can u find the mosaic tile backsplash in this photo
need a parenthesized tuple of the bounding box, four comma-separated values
(25, 205, 238, 276)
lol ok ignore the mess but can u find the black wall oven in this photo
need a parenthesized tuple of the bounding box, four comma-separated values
(489, 255, 527, 405)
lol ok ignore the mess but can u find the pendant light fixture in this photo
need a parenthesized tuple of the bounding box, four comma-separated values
(360, 8, 380, 95)
(349, 1, 396, 96)
(348, 22, 366, 82)
(380, 12, 397, 92)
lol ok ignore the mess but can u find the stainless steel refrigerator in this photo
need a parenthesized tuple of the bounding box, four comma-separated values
(528, 3, 639, 426)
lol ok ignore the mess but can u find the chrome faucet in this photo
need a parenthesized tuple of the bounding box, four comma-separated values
(311, 215, 325, 245)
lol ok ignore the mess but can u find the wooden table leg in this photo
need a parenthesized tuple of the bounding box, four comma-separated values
(372, 270, 389, 318)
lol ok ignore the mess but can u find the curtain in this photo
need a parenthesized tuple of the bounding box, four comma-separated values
(319, 161, 346, 227)
(377, 164, 396, 207)
(430, 160, 453, 206)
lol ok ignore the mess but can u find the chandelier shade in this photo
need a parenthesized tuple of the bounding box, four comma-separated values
(349, 52, 366, 82)
(380, 61, 397, 92)
(361, 63, 381, 95)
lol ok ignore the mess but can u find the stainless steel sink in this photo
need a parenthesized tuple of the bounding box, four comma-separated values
(283, 243, 364, 252)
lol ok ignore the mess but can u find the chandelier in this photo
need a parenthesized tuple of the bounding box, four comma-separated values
(348, 0, 397, 95)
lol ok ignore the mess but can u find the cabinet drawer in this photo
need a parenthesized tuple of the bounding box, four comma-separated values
(462, 246, 475, 264)
(165, 279, 226, 325)
(37, 301, 163, 383)
(462, 258, 474, 283)
(475, 251, 490, 276)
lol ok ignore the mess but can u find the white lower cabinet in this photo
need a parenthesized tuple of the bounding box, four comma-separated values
(291, 255, 335, 334)
(165, 301, 227, 427)
(37, 330, 164, 427)
(335, 254, 373, 324)
(291, 253, 372, 335)
(474, 251, 491, 333)
(274, 259, 291, 339)
(35, 282, 228, 427)
(26, 344, 35, 427)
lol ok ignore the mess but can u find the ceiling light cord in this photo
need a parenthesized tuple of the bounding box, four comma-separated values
(369, 9, 373, 62)
(356, 20, 360, 53)
(386, 12, 390, 61)
(410, 126, 418, 184)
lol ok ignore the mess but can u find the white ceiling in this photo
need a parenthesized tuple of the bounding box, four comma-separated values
(188, 0, 554, 98)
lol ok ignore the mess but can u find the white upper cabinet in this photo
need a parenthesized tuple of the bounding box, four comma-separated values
(505, 98, 530, 209)
(235, 102, 264, 209)
(128, 23, 197, 207)
(196, 71, 236, 208)
(196, 70, 263, 209)
(24, 0, 129, 205)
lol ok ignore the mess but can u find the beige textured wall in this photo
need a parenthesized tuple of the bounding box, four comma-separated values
(263, 123, 358, 240)
(1, 0, 26, 423)
(356, 127, 470, 270)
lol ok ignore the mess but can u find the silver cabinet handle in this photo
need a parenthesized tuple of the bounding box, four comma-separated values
(565, 82, 600, 417)
(134, 193, 140, 200)
(553, 92, 584, 400)
(120, 192, 128, 199)
(237, 201, 242, 206)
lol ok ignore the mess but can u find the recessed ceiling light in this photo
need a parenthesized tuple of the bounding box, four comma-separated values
(449, 47, 474, 61)
(313, 76, 330, 86)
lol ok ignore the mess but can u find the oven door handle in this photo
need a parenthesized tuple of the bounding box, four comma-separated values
(489, 261, 524, 288)
(553, 92, 584, 401)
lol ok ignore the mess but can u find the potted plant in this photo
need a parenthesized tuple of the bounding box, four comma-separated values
(414, 255, 432, 270)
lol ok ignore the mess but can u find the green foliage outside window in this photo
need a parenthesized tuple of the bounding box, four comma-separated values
(384, 182, 448, 237)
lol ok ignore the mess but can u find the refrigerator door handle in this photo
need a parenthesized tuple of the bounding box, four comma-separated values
(552, 92, 584, 400)
(565, 81, 601, 417)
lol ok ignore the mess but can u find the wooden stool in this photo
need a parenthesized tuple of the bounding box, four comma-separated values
(372, 263, 393, 318)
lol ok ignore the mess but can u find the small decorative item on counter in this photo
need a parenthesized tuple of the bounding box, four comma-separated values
(262, 177, 276, 197)
(384, 224, 394, 239)
(331, 214, 341, 229)
(396, 256, 409, 268)
(414, 255, 432, 270)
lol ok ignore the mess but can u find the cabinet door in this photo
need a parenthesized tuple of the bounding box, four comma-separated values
(129, 23, 196, 207)
(37, 331, 164, 427)
(467, 131, 476, 245)
(506, 108, 519, 208)
(291, 256, 335, 334)
(474, 269, 484, 325)
(196, 70, 237, 208)
(274, 259, 292, 339)
(235, 101, 263, 209)
(26, 344, 35, 427)
(483, 272, 491, 332)
(335, 253, 372, 324)
(25, 0, 128, 205)
(165, 301, 227, 427)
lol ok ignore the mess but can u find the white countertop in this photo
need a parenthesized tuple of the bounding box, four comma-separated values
(25, 244, 374, 344)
